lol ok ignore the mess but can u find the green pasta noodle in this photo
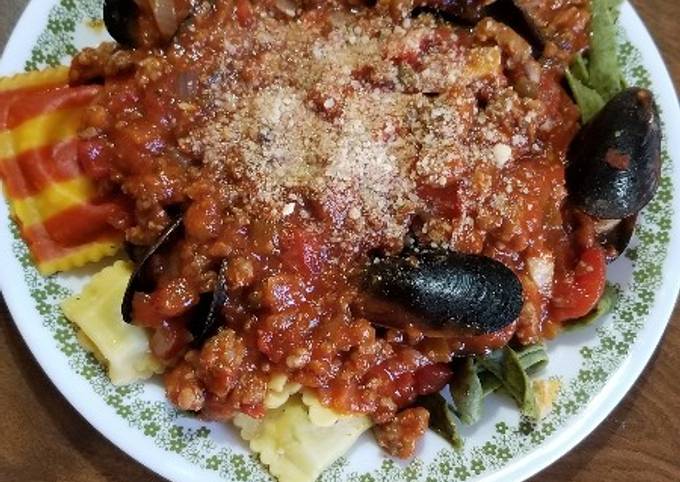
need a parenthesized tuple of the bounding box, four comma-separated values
(567, 0, 626, 121)
(450, 357, 484, 426)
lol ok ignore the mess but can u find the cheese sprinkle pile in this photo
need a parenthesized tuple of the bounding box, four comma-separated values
(190, 10, 554, 256)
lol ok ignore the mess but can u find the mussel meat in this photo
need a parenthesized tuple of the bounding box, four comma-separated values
(566, 87, 661, 221)
(355, 249, 524, 336)
(121, 214, 184, 324)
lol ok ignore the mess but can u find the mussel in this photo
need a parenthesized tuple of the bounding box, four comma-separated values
(567, 87, 661, 221)
(121, 215, 227, 345)
(189, 260, 228, 344)
(121, 215, 184, 324)
(355, 249, 524, 336)
(414, 0, 499, 22)
(414, 0, 590, 61)
(104, 0, 191, 47)
(596, 215, 639, 260)
(104, 0, 142, 47)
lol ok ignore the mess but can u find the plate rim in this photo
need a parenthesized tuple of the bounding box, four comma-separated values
(489, 2, 680, 480)
(1, 1, 679, 482)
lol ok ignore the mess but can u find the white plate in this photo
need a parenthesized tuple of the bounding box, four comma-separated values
(1, 1, 679, 481)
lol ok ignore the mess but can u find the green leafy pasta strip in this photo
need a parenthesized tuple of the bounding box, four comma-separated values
(417, 393, 463, 449)
(515, 343, 549, 373)
(570, 54, 591, 84)
(477, 345, 550, 419)
(588, 0, 627, 100)
(500, 346, 539, 418)
(479, 368, 503, 397)
(450, 358, 483, 425)
(61, 261, 163, 385)
(566, 0, 626, 122)
(566, 69, 606, 123)
(477, 343, 548, 394)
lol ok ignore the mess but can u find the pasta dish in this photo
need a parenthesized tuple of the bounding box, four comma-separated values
(0, 1, 661, 481)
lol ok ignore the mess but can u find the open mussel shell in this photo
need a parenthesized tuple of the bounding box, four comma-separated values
(124, 241, 147, 264)
(104, 0, 140, 47)
(104, 0, 192, 48)
(596, 215, 638, 261)
(421, 0, 498, 22)
(357, 249, 524, 336)
(190, 260, 228, 346)
(121, 215, 184, 324)
(121, 215, 228, 345)
(567, 87, 662, 220)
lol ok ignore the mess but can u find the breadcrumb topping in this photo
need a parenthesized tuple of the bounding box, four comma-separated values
(188, 10, 549, 256)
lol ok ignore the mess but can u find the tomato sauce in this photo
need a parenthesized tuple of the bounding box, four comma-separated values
(71, 0, 602, 431)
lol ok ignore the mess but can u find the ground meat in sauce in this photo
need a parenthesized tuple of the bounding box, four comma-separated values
(374, 407, 430, 458)
(513, 0, 591, 63)
(72, 0, 599, 456)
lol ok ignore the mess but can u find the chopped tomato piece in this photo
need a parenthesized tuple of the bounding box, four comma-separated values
(280, 227, 328, 275)
(551, 247, 607, 322)
(414, 363, 453, 396)
(418, 183, 460, 218)
(235, 0, 255, 27)
(132, 293, 166, 328)
(150, 319, 192, 360)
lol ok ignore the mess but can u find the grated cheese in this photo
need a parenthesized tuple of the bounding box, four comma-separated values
(188, 9, 551, 258)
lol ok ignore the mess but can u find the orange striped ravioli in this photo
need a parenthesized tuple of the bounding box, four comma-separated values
(0, 68, 124, 275)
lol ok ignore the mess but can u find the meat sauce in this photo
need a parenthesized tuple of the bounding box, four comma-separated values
(72, 0, 602, 451)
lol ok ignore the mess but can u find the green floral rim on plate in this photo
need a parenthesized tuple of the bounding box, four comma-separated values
(8, 1, 675, 481)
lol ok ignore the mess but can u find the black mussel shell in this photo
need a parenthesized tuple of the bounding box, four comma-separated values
(104, 0, 140, 47)
(124, 241, 147, 264)
(357, 249, 524, 335)
(190, 260, 229, 346)
(428, 0, 497, 22)
(414, 0, 498, 23)
(121, 215, 184, 324)
(509, 0, 566, 48)
(567, 87, 662, 220)
(596, 215, 638, 261)
(489, 0, 542, 52)
(121, 215, 228, 345)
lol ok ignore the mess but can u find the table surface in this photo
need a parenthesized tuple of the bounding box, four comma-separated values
(1, 1, 679, 481)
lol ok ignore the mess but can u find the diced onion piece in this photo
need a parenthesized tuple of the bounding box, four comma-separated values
(149, 0, 179, 39)
(527, 255, 555, 296)
(275, 0, 298, 17)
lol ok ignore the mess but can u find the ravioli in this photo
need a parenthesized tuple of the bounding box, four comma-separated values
(265, 374, 303, 409)
(301, 389, 345, 427)
(0, 68, 123, 274)
(234, 395, 371, 482)
(61, 260, 164, 385)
